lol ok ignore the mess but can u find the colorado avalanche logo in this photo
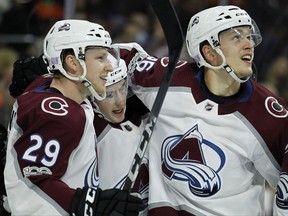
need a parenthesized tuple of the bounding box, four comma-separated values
(58, 22, 71, 32)
(190, 16, 199, 28)
(41, 97, 69, 116)
(276, 173, 288, 209)
(161, 124, 225, 197)
(265, 96, 288, 118)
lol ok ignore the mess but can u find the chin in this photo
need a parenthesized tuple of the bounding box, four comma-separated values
(239, 70, 253, 78)
(118, 115, 125, 122)
(111, 115, 125, 124)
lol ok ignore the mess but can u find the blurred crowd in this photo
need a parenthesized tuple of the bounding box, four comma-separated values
(0, 0, 287, 123)
(0, 0, 287, 125)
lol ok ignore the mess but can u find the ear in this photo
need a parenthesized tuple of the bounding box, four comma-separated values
(64, 55, 82, 77)
(64, 55, 78, 70)
(202, 44, 217, 63)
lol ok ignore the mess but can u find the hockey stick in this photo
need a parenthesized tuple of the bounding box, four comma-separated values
(123, 0, 184, 191)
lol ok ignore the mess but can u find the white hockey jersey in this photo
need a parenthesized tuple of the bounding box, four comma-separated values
(95, 94, 150, 212)
(119, 43, 288, 216)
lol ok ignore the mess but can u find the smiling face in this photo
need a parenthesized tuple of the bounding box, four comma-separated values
(84, 47, 113, 97)
(96, 79, 128, 123)
(219, 26, 255, 79)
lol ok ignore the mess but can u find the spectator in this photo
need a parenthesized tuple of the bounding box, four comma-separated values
(0, 47, 18, 126)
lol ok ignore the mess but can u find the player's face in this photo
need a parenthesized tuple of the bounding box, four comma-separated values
(96, 79, 128, 123)
(219, 26, 254, 79)
(85, 48, 113, 96)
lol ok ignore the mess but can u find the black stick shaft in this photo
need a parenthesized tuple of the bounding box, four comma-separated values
(123, 0, 184, 191)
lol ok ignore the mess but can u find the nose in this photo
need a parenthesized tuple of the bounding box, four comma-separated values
(114, 91, 126, 106)
(242, 38, 254, 51)
(105, 62, 113, 73)
(243, 35, 254, 48)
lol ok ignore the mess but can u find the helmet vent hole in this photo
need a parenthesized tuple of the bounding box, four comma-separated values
(50, 27, 56, 34)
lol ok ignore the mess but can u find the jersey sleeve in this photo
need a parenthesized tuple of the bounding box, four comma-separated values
(118, 42, 198, 88)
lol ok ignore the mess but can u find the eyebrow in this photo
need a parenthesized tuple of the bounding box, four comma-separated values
(231, 26, 250, 33)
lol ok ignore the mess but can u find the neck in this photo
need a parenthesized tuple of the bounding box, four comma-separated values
(50, 76, 87, 104)
(204, 68, 241, 97)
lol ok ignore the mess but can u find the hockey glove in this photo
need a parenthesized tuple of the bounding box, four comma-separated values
(0, 124, 7, 197)
(70, 187, 146, 216)
(9, 54, 49, 98)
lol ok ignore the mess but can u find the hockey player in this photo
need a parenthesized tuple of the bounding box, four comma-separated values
(1, 47, 149, 216)
(3, 19, 145, 216)
(117, 5, 288, 216)
(9, 52, 150, 191)
(92, 56, 149, 195)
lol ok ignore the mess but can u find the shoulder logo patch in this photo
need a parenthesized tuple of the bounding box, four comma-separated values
(41, 97, 69, 116)
(265, 96, 288, 118)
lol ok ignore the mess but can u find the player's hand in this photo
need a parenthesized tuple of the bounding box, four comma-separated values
(9, 54, 49, 98)
(0, 124, 7, 197)
(70, 187, 146, 216)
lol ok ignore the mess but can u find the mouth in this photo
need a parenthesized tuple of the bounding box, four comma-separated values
(100, 76, 107, 85)
(241, 54, 253, 63)
(112, 108, 124, 115)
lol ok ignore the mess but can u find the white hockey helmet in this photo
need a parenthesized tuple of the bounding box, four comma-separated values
(186, 5, 262, 82)
(106, 53, 127, 87)
(43, 19, 112, 100)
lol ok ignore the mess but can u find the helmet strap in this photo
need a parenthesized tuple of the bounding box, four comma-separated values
(78, 58, 106, 101)
(88, 97, 112, 122)
(204, 47, 250, 83)
(80, 76, 106, 101)
(223, 65, 249, 83)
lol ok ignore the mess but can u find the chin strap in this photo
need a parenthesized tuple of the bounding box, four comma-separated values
(78, 59, 106, 101)
(57, 59, 107, 101)
(80, 77, 106, 101)
(203, 47, 250, 83)
(223, 65, 250, 83)
(88, 96, 112, 122)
